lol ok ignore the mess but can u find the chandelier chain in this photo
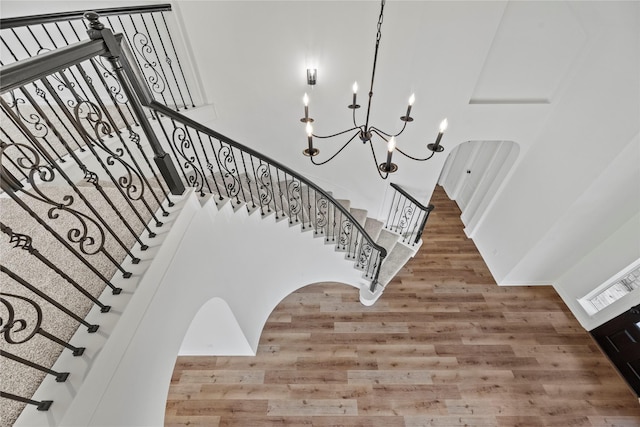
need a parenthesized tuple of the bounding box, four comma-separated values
(365, 0, 386, 129)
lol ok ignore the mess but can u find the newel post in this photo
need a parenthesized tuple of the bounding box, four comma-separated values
(84, 11, 185, 195)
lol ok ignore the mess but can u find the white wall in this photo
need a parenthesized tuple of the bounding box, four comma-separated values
(472, 3, 639, 292)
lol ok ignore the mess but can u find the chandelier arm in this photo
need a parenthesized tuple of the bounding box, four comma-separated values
(368, 138, 389, 180)
(310, 131, 361, 166)
(394, 146, 436, 162)
(370, 121, 408, 138)
(312, 126, 362, 139)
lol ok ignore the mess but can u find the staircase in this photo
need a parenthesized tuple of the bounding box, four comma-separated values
(206, 169, 423, 304)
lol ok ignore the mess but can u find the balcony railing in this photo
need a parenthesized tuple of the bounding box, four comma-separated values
(1, 4, 197, 112)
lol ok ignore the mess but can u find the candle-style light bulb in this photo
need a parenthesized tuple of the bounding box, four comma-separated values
(384, 136, 396, 172)
(439, 118, 448, 133)
(404, 93, 416, 120)
(351, 81, 358, 107)
(303, 93, 309, 120)
(387, 136, 396, 152)
(432, 118, 448, 150)
(306, 122, 314, 152)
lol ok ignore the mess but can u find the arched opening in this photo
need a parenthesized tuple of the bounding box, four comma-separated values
(438, 140, 520, 237)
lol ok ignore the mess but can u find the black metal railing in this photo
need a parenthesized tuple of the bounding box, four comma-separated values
(385, 183, 434, 245)
(1, 4, 196, 112)
(0, 30, 180, 423)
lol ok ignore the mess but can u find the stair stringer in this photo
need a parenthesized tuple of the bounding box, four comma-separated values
(51, 189, 367, 427)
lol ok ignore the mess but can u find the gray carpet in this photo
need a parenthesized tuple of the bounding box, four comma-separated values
(1, 178, 164, 427)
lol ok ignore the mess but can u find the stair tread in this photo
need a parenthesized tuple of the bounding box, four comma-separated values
(349, 208, 368, 227)
(378, 242, 417, 286)
(375, 228, 400, 253)
(364, 218, 384, 242)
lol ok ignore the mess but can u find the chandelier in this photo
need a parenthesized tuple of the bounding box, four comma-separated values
(300, 0, 448, 179)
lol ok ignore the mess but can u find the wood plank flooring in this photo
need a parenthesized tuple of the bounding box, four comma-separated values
(166, 186, 640, 426)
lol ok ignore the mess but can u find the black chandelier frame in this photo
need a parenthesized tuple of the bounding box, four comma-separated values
(300, 0, 447, 179)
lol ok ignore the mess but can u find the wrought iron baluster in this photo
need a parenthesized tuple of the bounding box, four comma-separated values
(159, 11, 195, 107)
(275, 168, 284, 219)
(306, 185, 312, 230)
(1, 34, 21, 62)
(254, 160, 274, 215)
(0, 391, 52, 412)
(205, 135, 225, 200)
(215, 142, 242, 204)
(290, 176, 302, 225)
(184, 126, 212, 195)
(300, 178, 309, 230)
(248, 155, 262, 214)
(192, 129, 215, 195)
(1, 350, 68, 383)
(409, 210, 424, 246)
(155, 115, 189, 184)
(229, 146, 246, 205)
(138, 13, 178, 109)
(9, 28, 32, 59)
(239, 152, 255, 210)
(127, 14, 168, 106)
(148, 12, 186, 110)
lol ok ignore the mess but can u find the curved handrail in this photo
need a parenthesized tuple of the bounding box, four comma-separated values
(149, 100, 389, 263)
(390, 183, 434, 213)
(0, 4, 171, 29)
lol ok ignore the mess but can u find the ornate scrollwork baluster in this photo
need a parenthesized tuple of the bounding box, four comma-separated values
(255, 162, 273, 213)
(339, 219, 353, 251)
(315, 195, 328, 235)
(218, 144, 242, 203)
(287, 178, 302, 224)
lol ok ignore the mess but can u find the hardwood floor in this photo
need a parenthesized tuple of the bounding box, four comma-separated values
(166, 186, 640, 426)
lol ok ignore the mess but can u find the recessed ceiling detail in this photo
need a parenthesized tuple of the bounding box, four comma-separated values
(470, 1, 587, 105)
